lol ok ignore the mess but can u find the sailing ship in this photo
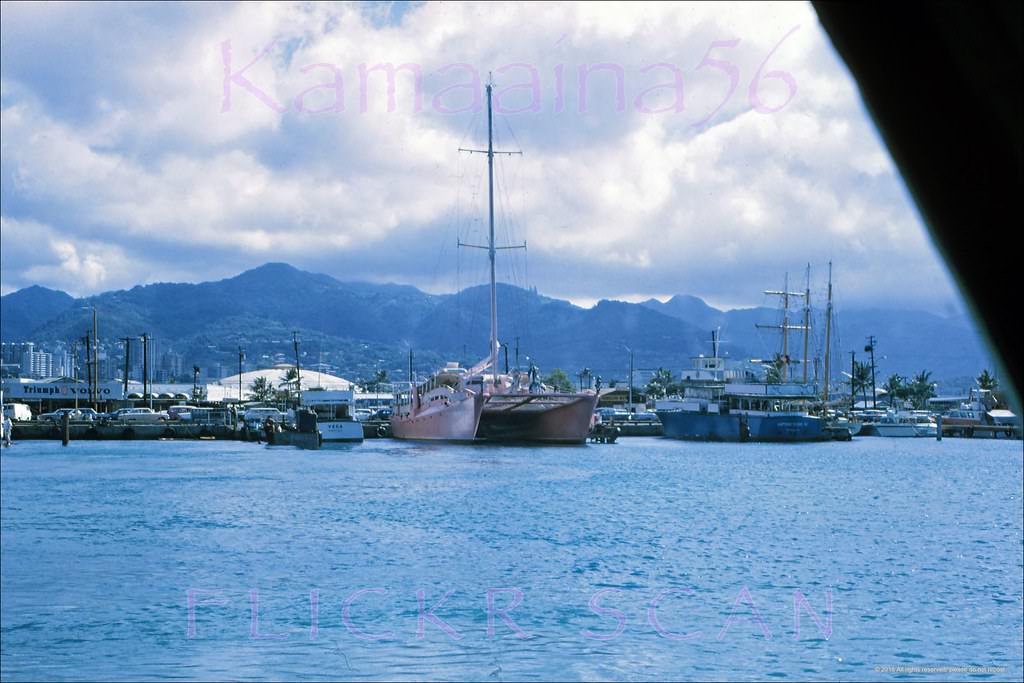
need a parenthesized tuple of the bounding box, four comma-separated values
(656, 271, 829, 442)
(460, 79, 597, 443)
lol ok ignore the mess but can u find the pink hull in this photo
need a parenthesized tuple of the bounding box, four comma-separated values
(478, 392, 599, 444)
(390, 392, 484, 441)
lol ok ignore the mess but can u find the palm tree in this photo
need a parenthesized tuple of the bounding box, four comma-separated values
(363, 369, 389, 393)
(248, 376, 275, 403)
(645, 367, 674, 399)
(277, 367, 300, 402)
(976, 369, 998, 391)
(542, 368, 574, 393)
(909, 370, 935, 409)
(882, 373, 905, 407)
(852, 361, 872, 406)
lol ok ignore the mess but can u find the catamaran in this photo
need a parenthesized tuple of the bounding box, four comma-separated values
(462, 79, 597, 443)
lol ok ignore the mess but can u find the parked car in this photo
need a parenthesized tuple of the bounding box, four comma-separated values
(167, 405, 199, 421)
(596, 407, 629, 421)
(38, 408, 84, 424)
(110, 407, 168, 423)
(371, 408, 393, 420)
(3, 403, 32, 421)
(243, 407, 284, 428)
(354, 409, 374, 421)
(75, 408, 101, 421)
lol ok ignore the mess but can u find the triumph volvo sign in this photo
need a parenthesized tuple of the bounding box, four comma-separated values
(0, 381, 124, 400)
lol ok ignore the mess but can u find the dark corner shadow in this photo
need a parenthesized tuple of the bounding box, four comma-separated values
(812, 0, 1023, 413)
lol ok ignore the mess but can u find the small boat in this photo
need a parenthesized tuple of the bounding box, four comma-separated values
(873, 409, 937, 437)
(302, 390, 363, 443)
(263, 408, 322, 449)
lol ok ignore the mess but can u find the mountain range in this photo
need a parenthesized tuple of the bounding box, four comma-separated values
(0, 263, 995, 390)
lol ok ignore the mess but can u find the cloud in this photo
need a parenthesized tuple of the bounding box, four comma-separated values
(0, 1, 961, 313)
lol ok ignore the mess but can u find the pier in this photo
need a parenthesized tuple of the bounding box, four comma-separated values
(11, 420, 240, 441)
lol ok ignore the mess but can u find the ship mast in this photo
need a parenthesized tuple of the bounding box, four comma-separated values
(757, 272, 808, 383)
(802, 264, 810, 383)
(823, 261, 833, 404)
(486, 82, 498, 372)
(457, 75, 523, 376)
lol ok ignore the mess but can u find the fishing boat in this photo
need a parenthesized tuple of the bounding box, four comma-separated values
(302, 390, 363, 443)
(457, 78, 597, 444)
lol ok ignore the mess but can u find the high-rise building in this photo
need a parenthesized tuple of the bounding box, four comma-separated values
(21, 349, 54, 378)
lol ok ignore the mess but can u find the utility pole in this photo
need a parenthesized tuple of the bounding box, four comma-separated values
(515, 336, 520, 370)
(72, 340, 80, 410)
(238, 346, 245, 403)
(865, 336, 877, 409)
(850, 351, 857, 411)
(193, 365, 201, 403)
(91, 306, 98, 411)
(82, 333, 92, 407)
(408, 349, 414, 384)
(626, 346, 634, 411)
(292, 331, 302, 407)
(141, 333, 150, 408)
(123, 337, 132, 408)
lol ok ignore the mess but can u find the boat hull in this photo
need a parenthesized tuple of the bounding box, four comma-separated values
(657, 411, 829, 442)
(318, 419, 364, 443)
(656, 411, 742, 441)
(390, 392, 484, 441)
(477, 393, 598, 444)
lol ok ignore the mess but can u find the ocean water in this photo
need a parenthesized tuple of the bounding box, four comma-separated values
(1, 436, 1021, 681)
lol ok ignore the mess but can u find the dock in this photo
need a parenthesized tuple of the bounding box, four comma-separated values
(10, 420, 240, 441)
(939, 423, 1020, 439)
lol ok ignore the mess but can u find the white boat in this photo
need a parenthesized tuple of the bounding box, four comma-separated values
(874, 409, 937, 437)
(301, 390, 363, 443)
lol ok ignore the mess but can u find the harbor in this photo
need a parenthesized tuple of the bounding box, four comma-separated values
(2, 436, 1021, 681)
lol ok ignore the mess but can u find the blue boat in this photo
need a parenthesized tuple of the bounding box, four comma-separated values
(656, 379, 829, 443)
(656, 273, 830, 444)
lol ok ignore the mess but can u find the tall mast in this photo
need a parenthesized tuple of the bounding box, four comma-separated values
(802, 264, 810, 383)
(824, 262, 833, 403)
(457, 76, 523, 374)
(758, 272, 808, 383)
(486, 82, 498, 373)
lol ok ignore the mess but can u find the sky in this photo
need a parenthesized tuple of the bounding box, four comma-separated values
(0, 1, 963, 313)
